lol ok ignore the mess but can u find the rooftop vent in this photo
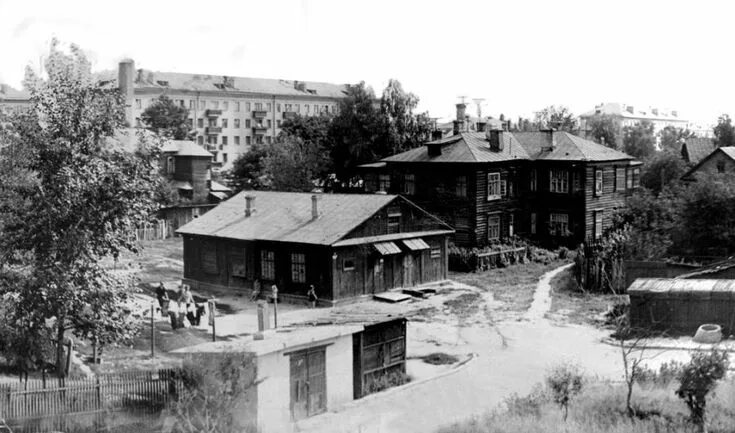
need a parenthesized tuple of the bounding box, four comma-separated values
(245, 195, 255, 217)
(486, 129, 504, 151)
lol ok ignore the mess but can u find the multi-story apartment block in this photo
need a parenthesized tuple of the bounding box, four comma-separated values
(0, 84, 30, 115)
(114, 60, 349, 170)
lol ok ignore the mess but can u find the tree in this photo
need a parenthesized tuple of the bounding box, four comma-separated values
(640, 150, 687, 193)
(226, 143, 270, 191)
(713, 114, 735, 147)
(676, 350, 729, 432)
(659, 125, 694, 152)
(534, 105, 577, 132)
(622, 121, 656, 159)
(545, 362, 584, 421)
(264, 136, 330, 192)
(612, 188, 678, 260)
(141, 94, 193, 140)
(586, 114, 620, 149)
(379, 79, 433, 154)
(0, 41, 161, 376)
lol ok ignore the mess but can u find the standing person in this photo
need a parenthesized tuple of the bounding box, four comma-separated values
(250, 279, 261, 302)
(178, 285, 194, 312)
(155, 282, 170, 316)
(307, 285, 318, 308)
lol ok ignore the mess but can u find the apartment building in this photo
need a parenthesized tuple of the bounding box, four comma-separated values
(0, 84, 30, 115)
(116, 60, 349, 170)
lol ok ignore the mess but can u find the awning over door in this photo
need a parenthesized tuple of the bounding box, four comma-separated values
(402, 238, 430, 251)
(373, 241, 402, 255)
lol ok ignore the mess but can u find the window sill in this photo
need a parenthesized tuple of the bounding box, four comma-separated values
(487, 195, 501, 201)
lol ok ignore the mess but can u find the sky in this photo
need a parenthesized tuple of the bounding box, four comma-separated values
(1, 0, 733, 125)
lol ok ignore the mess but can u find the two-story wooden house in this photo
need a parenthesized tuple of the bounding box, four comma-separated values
(160, 140, 232, 202)
(359, 109, 641, 247)
(682, 146, 735, 181)
(176, 191, 453, 304)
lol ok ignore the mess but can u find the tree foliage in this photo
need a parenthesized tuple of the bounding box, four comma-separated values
(0, 41, 161, 376)
(659, 125, 694, 153)
(586, 114, 620, 149)
(264, 136, 330, 192)
(622, 121, 656, 159)
(545, 362, 584, 422)
(640, 150, 687, 193)
(534, 105, 577, 132)
(227, 143, 270, 191)
(713, 114, 735, 148)
(141, 95, 193, 140)
(676, 350, 729, 432)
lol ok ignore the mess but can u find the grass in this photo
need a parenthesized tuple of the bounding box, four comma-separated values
(419, 352, 460, 365)
(450, 260, 567, 316)
(443, 292, 482, 318)
(547, 267, 627, 326)
(437, 378, 735, 433)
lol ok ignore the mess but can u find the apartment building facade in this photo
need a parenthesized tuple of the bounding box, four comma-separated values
(116, 60, 348, 170)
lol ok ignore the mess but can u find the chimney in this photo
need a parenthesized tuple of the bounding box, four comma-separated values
(311, 195, 319, 220)
(541, 128, 556, 150)
(456, 103, 466, 121)
(626, 105, 634, 114)
(453, 103, 467, 135)
(651, 108, 659, 116)
(477, 121, 487, 132)
(245, 195, 255, 217)
(431, 130, 443, 141)
(118, 59, 135, 128)
(486, 128, 503, 151)
(671, 110, 678, 117)
(427, 142, 442, 157)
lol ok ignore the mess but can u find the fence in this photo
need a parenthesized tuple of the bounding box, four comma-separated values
(134, 219, 173, 242)
(449, 244, 529, 272)
(0, 369, 182, 431)
(575, 238, 625, 293)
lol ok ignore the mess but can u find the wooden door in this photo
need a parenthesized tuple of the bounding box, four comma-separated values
(391, 256, 403, 289)
(290, 347, 327, 421)
(402, 254, 413, 287)
(372, 258, 385, 294)
(412, 252, 423, 286)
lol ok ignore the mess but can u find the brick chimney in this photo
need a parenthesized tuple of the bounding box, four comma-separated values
(453, 103, 467, 135)
(541, 128, 557, 151)
(311, 194, 319, 220)
(487, 128, 504, 151)
(245, 195, 255, 217)
(477, 121, 487, 132)
(118, 59, 135, 128)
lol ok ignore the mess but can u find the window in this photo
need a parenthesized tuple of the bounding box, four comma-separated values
(222, 136, 228, 145)
(246, 136, 252, 145)
(487, 173, 501, 200)
(223, 153, 228, 163)
(267, 119, 272, 128)
(378, 174, 391, 192)
(530, 212, 537, 235)
(549, 213, 569, 236)
(260, 250, 275, 280)
(255, 136, 264, 144)
(178, 99, 185, 107)
(208, 118, 217, 127)
(166, 156, 175, 174)
(305, 104, 310, 113)
(223, 101, 229, 111)
(211, 101, 219, 109)
(189, 100, 195, 109)
(488, 214, 500, 241)
(202, 242, 218, 274)
(615, 167, 625, 191)
(430, 248, 441, 259)
(235, 136, 240, 145)
(530, 169, 537, 191)
(594, 169, 603, 196)
(296, 104, 300, 113)
(456, 175, 467, 197)
(235, 101, 240, 112)
(549, 170, 569, 193)
(277, 120, 281, 127)
(234, 119, 240, 128)
(500, 180, 507, 197)
(403, 174, 415, 194)
(632, 167, 640, 188)
(508, 213, 514, 237)
(266, 103, 272, 111)
(573, 171, 581, 192)
(246, 119, 251, 128)
(387, 211, 401, 234)
(197, 135, 204, 145)
(187, 118, 193, 128)
(343, 258, 355, 272)
(254, 102, 262, 111)
(200, 100, 206, 110)
(222, 118, 228, 128)
(277, 103, 281, 112)
(594, 210, 603, 239)
(291, 253, 306, 283)
(626, 167, 633, 189)
(135, 99, 142, 109)
(266, 136, 272, 144)
(208, 135, 217, 145)
(285, 103, 292, 112)
(135, 117, 141, 127)
(246, 102, 251, 111)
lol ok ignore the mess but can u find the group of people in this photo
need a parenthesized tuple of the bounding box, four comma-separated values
(155, 282, 204, 329)
(249, 279, 319, 308)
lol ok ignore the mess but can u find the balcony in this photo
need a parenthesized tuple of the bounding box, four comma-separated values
(252, 110, 268, 119)
(252, 124, 268, 134)
(206, 109, 222, 117)
(205, 126, 222, 134)
(283, 111, 297, 120)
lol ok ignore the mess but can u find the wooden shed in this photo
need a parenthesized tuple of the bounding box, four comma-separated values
(628, 278, 735, 335)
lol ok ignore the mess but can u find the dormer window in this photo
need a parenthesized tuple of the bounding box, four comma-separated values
(156, 80, 169, 87)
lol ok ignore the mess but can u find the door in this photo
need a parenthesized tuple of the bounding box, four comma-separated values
(402, 255, 413, 287)
(372, 258, 385, 294)
(290, 347, 327, 421)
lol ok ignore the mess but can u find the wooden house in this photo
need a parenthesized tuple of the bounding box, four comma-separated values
(359, 104, 642, 247)
(161, 140, 231, 203)
(176, 191, 453, 304)
(680, 137, 716, 166)
(681, 146, 735, 181)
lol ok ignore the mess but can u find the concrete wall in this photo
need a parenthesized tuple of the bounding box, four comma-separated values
(256, 334, 354, 433)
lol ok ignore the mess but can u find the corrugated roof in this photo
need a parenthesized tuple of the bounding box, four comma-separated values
(176, 191, 401, 245)
(628, 278, 735, 294)
(682, 138, 716, 164)
(162, 140, 212, 157)
(379, 131, 636, 164)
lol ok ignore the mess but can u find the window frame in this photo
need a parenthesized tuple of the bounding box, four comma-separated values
(594, 169, 603, 196)
(378, 174, 391, 192)
(402, 174, 415, 195)
(487, 214, 501, 241)
(487, 172, 501, 200)
(260, 250, 275, 281)
(290, 253, 306, 283)
(594, 210, 604, 239)
(530, 169, 537, 192)
(615, 167, 625, 192)
(549, 169, 569, 193)
(343, 258, 356, 272)
(455, 175, 467, 197)
(549, 213, 569, 237)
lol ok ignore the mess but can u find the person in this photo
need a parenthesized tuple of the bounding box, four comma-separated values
(156, 282, 170, 312)
(250, 279, 261, 302)
(178, 285, 194, 312)
(307, 285, 318, 308)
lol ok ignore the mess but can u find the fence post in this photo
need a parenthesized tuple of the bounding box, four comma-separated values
(150, 302, 155, 358)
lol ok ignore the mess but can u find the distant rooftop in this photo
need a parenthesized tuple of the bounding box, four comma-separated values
(580, 103, 687, 122)
(0, 84, 30, 101)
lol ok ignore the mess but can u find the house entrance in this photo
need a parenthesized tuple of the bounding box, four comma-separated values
(289, 347, 327, 420)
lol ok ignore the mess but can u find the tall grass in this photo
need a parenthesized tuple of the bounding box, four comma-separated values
(437, 379, 735, 433)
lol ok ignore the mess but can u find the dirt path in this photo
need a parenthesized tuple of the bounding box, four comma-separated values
(524, 263, 574, 322)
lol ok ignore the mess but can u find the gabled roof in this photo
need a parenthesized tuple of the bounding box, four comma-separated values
(682, 146, 735, 179)
(162, 140, 212, 157)
(176, 191, 451, 246)
(97, 69, 349, 99)
(378, 131, 637, 164)
(682, 137, 715, 164)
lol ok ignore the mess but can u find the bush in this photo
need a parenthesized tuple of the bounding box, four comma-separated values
(635, 360, 684, 387)
(504, 384, 547, 418)
(448, 241, 533, 272)
(557, 247, 569, 260)
(676, 350, 729, 429)
(365, 368, 411, 395)
(545, 362, 584, 421)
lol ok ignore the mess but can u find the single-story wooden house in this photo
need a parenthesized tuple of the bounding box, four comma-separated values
(176, 191, 454, 305)
(172, 317, 407, 433)
(628, 278, 735, 335)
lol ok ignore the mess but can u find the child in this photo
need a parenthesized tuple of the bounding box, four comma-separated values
(250, 279, 261, 302)
(307, 285, 318, 308)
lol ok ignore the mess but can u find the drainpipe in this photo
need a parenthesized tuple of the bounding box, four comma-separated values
(272, 95, 277, 139)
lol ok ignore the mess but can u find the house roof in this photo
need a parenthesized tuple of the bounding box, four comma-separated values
(682, 146, 735, 179)
(579, 103, 686, 122)
(162, 140, 212, 157)
(682, 137, 715, 164)
(378, 131, 637, 165)
(628, 278, 735, 295)
(98, 69, 349, 99)
(675, 257, 735, 279)
(176, 191, 449, 245)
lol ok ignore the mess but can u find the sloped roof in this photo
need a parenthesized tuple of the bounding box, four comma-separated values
(98, 69, 349, 99)
(580, 103, 686, 122)
(676, 257, 735, 279)
(682, 146, 735, 179)
(162, 140, 212, 157)
(379, 131, 636, 164)
(682, 137, 715, 164)
(628, 278, 735, 294)
(177, 191, 425, 245)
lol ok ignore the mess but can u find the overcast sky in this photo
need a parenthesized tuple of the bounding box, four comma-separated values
(1, 0, 732, 124)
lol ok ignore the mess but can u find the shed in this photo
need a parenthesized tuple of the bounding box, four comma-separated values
(628, 278, 735, 334)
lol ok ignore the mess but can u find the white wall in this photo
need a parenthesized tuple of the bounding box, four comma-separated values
(256, 334, 354, 433)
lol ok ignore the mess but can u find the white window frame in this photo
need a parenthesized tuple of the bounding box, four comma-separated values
(594, 169, 603, 196)
(488, 214, 501, 241)
(549, 170, 569, 193)
(549, 213, 569, 237)
(487, 172, 501, 200)
(594, 210, 603, 239)
(403, 174, 415, 195)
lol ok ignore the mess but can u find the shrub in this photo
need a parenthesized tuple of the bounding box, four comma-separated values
(365, 368, 411, 395)
(635, 360, 684, 387)
(676, 350, 729, 430)
(557, 247, 569, 260)
(504, 384, 547, 418)
(545, 362, 584, 421)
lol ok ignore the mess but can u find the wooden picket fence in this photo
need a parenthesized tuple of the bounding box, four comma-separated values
(0, 369, 182, 429)
(134, 219, 173, 242)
